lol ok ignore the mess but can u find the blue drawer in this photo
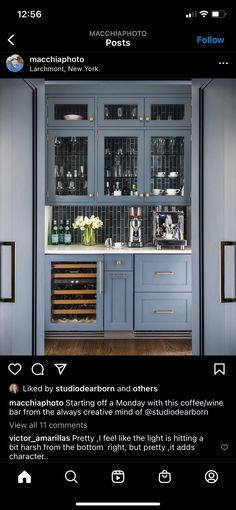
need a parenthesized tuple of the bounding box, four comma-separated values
(135, 292, 192, 330)
(104, 254, 133, 271)
(135, 255, 191, 292)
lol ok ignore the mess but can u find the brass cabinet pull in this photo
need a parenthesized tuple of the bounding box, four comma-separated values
(154, 309, 174, 315)
(0, 241, 16, 303)
(220, 241, 236, 303)
(154, 271, 175, 276)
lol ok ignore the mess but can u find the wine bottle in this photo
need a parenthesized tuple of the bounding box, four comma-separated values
(51, 219, 59, 245)
(64, 219, 72, 245)
(58, 219, 64, 244)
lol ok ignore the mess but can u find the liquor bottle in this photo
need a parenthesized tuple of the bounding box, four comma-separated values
(51, 220, 59, 245)
(64, 219, 72, 245)
(58, 219, 64, 244)
(105, 181, 110, 195)
(130, 183, 136, 196)
(122, 180, 130, 196)
(113, 181, 122, 196)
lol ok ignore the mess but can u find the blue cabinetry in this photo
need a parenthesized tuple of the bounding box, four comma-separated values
(104, 254, 133, 331)
(134, 254, 192, 331)
(46, 85, 191, 206)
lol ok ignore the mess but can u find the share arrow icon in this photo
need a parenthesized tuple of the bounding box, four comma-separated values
(54, 363, 67, 375)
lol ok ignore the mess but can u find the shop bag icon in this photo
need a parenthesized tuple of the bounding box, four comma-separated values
(158, 469, 171, 483)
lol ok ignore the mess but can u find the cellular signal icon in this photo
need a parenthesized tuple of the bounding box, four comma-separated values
(186, 11, 197, 18)
(199, 10, 209, 17)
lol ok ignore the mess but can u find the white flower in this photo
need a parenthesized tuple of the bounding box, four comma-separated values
(73, 215, 103, 230)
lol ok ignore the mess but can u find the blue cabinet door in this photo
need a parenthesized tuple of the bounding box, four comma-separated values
(98, 97, 144, 127)
(144, 130, 191, 205)
(97, 130, 145, 203)
(145, 97, 191, 127)
(46, 129, 95, 204)
(45, 255, 103, 331)
(104, 271, 133, 330)
(47, 97, 95, 127)
(135, 255, 192, 292)
(135, 292, 192, 331)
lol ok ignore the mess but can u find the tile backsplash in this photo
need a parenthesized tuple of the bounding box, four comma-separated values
(52, 205, 189, 245)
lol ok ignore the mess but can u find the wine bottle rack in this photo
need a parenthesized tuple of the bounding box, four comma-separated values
(51, 262, 98, 323)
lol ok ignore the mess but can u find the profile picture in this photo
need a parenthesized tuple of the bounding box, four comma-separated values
(9, 383, 20, 394)
(6, 54, 24, 73)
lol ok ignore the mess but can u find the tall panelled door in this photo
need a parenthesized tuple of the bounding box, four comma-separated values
(0, 80, 34, 354)
(203, 79, 236, 354)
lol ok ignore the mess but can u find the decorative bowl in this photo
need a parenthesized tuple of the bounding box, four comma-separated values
(64, 114, 83, 120)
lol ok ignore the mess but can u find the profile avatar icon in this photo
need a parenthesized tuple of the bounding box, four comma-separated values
(6, 54, 24, 73)
(9, 383, 20, 394)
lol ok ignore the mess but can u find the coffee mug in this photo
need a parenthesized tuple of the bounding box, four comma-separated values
(166, 189, 180, 195)
(152, 189, 164, 195)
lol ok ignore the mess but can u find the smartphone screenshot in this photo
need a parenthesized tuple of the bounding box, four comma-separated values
(0, 6, 235, 509)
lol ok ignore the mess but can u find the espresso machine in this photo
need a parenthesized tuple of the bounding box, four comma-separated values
(128, 207, 143, 247)
(153, 206, 187, 249)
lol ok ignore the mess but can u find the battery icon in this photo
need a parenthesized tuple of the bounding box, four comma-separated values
(211, 10, 227, 18)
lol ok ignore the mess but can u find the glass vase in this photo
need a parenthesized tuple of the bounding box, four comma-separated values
(82, 226, 96, 246)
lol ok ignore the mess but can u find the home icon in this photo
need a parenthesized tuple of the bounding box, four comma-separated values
(18, 470, 31, 484)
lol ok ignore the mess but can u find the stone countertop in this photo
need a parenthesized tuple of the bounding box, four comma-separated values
(45, 244, 192, 255)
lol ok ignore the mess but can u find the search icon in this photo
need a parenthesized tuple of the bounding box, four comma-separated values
(65, 470, 78, 483)
(31, 363, 44, 376)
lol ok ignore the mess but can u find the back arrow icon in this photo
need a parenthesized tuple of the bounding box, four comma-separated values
(8, 34, 15, 46)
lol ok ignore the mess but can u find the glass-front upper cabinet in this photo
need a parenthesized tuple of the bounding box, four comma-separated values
(144, 131, 191, 204)
(98, 98, 145, 127)
(47, 98, 95, 126)
(47, 130, 95, 204)
(98, 131, 144, 202)
(145, 97, 191, 127)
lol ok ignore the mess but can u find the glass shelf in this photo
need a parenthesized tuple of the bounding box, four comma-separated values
(150, 136, 184, 194)
(54, 136, 88, 196)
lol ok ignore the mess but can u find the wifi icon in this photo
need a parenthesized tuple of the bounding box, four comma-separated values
(199, 10, 209, 17)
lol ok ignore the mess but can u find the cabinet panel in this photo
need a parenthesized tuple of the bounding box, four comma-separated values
(47, 97, 95, 127)
(135, 292, 192, 330)
(98, 130, 144, 202)
(145, 97, 191, 127)
(0, 80, 34, 354)
(98, 97, 144, 127)
(47, 129, 95, 204)
(135, 255, 192, 292)
(144, 130, 191, 205)
(104, 254, 133, 271)
(104, 271, 133, 330)
(45, 255, 103, 331)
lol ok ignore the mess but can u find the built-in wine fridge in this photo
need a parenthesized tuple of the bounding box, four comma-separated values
(45, 255, 103, 331)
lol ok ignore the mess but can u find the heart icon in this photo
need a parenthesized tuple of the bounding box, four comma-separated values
(8, 363, 22, 375)
(221, 444, 229, 451)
